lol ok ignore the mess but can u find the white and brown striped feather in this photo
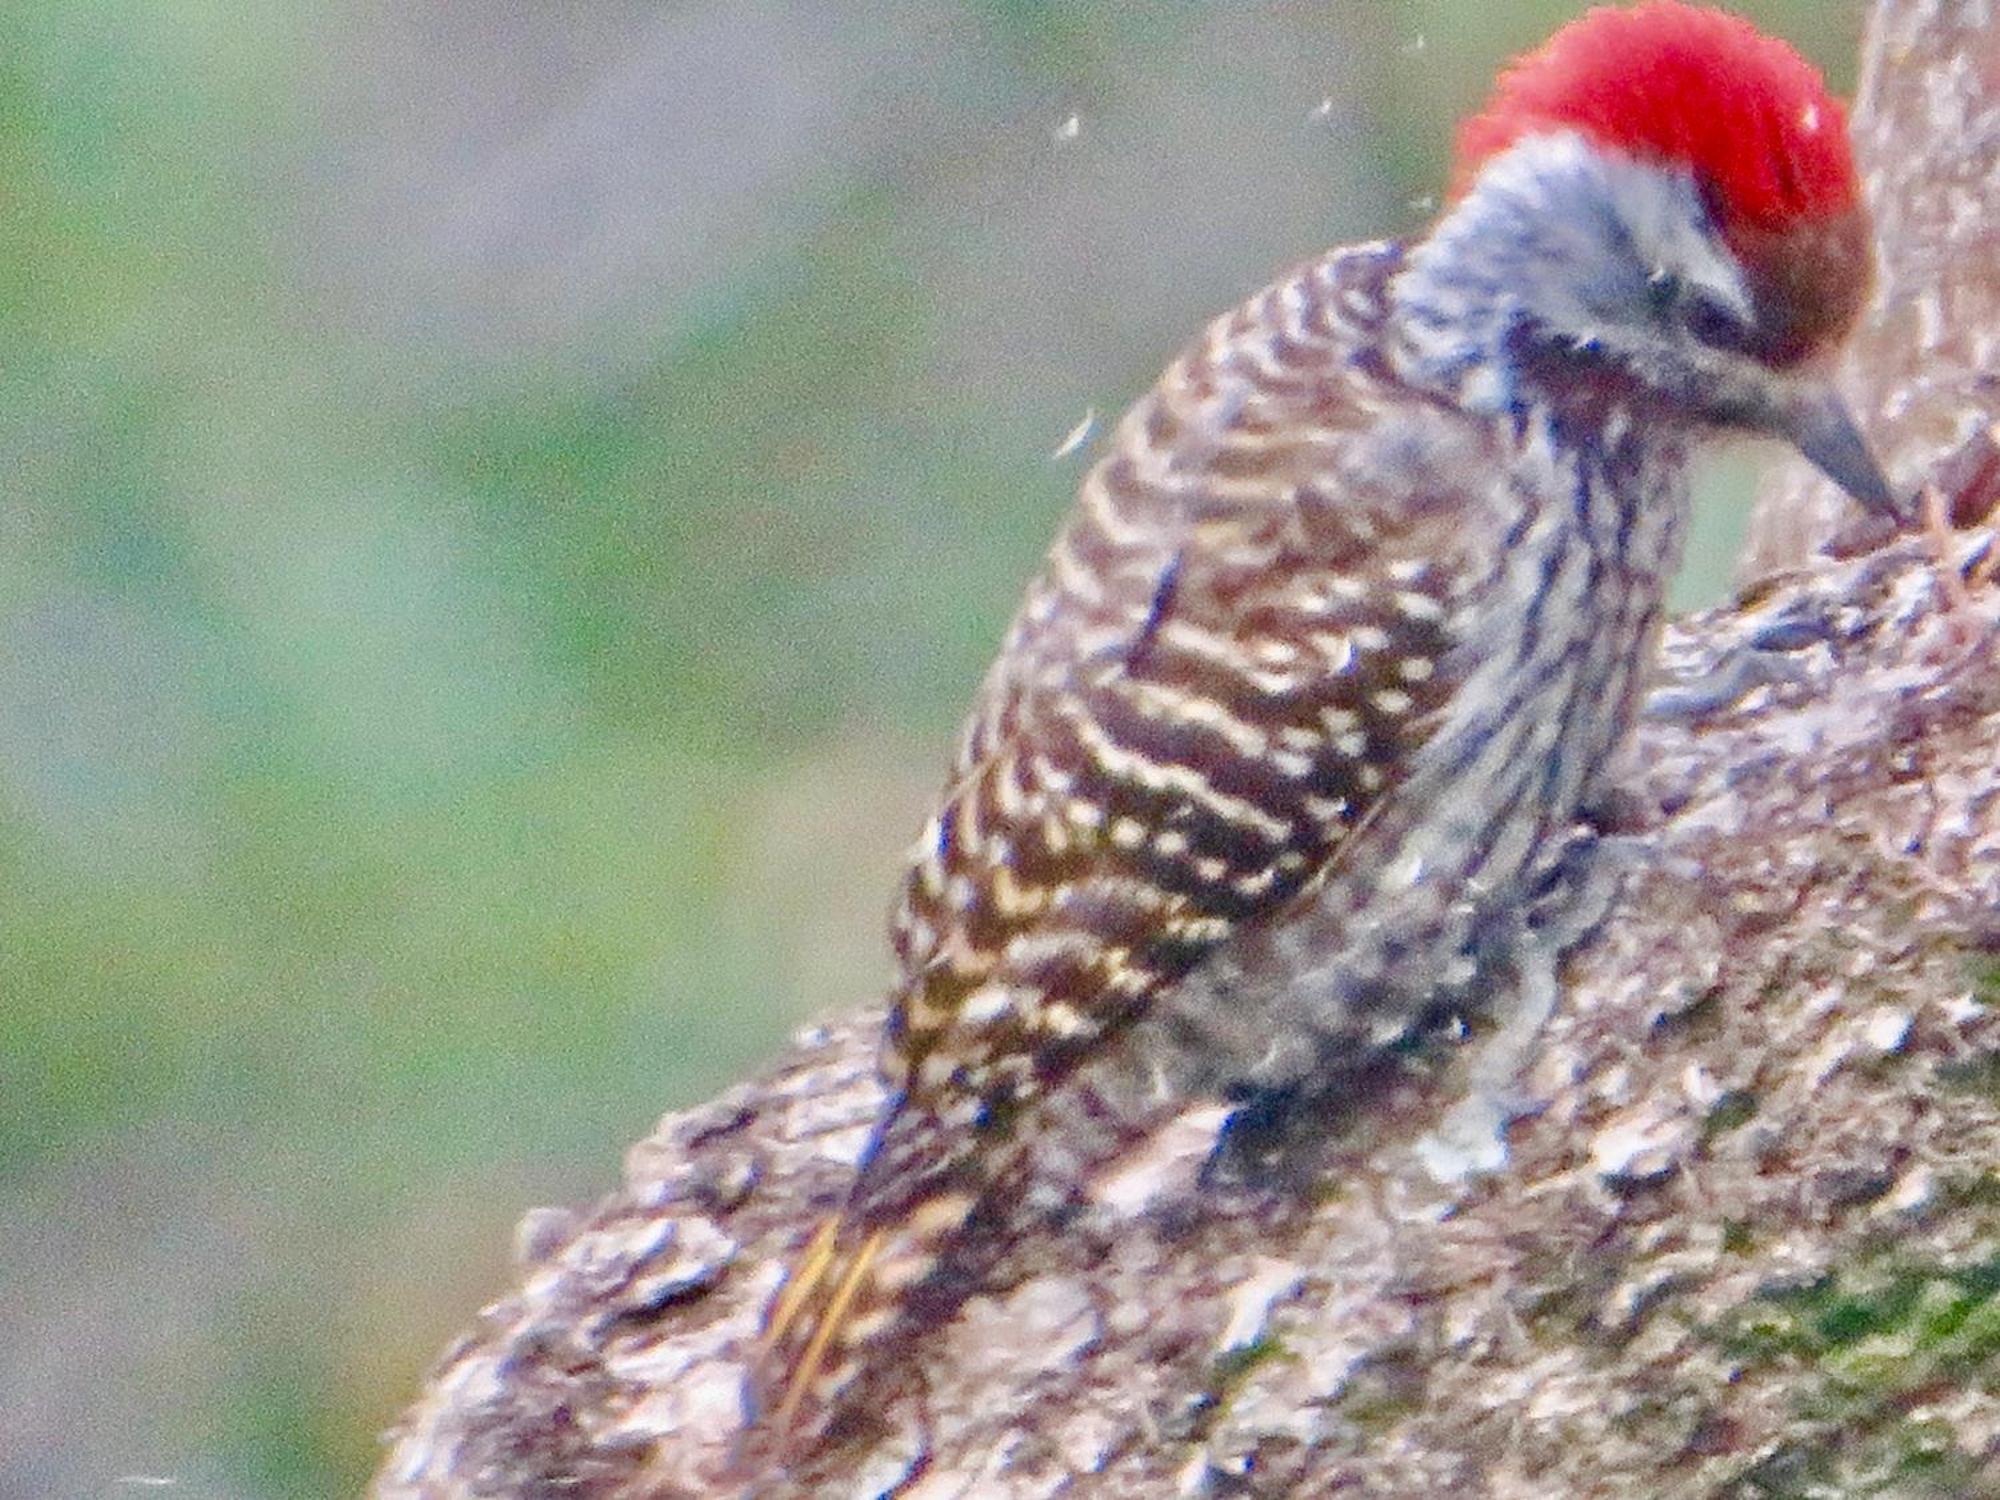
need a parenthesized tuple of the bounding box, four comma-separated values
(883, 243, 1482, 1123)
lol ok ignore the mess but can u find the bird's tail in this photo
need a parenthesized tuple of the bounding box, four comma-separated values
(749, 1190, 977, 1443)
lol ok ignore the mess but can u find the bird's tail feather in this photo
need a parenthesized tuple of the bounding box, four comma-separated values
(749, 1191, 976, 1444)
(754, 1214, 883, 1436)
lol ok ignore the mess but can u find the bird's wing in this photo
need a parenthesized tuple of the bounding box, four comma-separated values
(881, 241, 1491, 1125)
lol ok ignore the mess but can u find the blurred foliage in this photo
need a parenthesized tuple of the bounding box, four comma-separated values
(0, 2, 1862, 1495)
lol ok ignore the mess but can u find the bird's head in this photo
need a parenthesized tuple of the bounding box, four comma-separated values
(1394, 1, 1899, 519)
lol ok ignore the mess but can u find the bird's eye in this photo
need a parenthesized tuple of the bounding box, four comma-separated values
(1680, 289, 1754, 353)
(1645, 270, 1755, 354)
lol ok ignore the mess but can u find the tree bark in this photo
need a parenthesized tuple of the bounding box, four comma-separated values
(372, 5, 2000, 1496)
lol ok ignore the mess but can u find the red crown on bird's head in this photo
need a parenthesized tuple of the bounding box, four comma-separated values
(1452, 1, 1870, 365)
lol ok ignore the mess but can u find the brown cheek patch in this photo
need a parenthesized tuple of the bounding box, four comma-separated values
(1724, 206, 1874, 369)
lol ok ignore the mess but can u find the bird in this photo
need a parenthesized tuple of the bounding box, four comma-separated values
(748, 0, 1901, 1454)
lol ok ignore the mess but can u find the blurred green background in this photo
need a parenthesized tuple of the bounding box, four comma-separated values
(0, 2, 1862, 1495)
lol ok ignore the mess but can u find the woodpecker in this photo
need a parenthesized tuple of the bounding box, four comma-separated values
(751, 0, 1899, 1448)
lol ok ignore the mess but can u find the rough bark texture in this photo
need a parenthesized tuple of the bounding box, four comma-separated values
(373, 5, 2000, 1496)
(1743, 0, 2000, 576)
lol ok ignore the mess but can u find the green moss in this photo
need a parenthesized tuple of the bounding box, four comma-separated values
(1972, 960, 2000, 1009)
(1937, 1051, 2000, 1099)
(1655, 982, 1729, 1040)
(1713, 1252, 2000, 1493)
(1940, 1173, 2000, 1213)
(1735, 1425, 1981, 1500)
(1209, 1332, 1289, 1393)
(1168, 1332, 1297, 1446)
(1702, 1089, 1762, 1142)
(1332, 1349, 1428, 1433)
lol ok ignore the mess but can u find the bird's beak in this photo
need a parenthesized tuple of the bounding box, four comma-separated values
(1774, 385, 1907, 524)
